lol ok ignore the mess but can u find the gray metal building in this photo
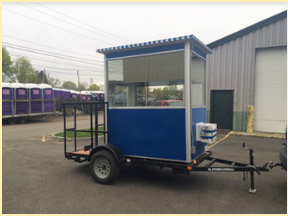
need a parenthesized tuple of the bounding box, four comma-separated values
(206, 10, 287, 133)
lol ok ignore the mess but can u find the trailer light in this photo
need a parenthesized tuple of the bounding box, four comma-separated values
(187, 166, 192, 170)
(66, 152, 69, 156)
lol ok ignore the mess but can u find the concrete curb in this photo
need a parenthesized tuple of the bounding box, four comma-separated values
(230, 131, 285, 139)
(51, 133, 104, 142)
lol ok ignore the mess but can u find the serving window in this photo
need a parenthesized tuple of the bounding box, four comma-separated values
(108, 51, 185, 107)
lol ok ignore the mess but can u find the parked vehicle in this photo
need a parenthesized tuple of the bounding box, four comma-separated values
(150, 100, 183, 106)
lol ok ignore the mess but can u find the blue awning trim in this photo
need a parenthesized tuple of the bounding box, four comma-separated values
(97, 34, 212, 54)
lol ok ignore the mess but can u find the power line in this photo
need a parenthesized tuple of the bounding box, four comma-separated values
(8, 51, 101, 68)
(35, 2, 134, 44)
(2, 34, 103, 59)
(24, 63, 103, 73)
(12, 59, 104, 75)
(7, 49, 119, 70)
(2, 7, 118, 45)
(3, 42, 102, 63)
(4, 44, 105, 65)
(46, 69, 104, 76)
(17, 2, 130, 45)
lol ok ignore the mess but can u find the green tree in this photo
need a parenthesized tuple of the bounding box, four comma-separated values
(47, 76, 62, 87)
(78, 81, 88, 91)
(2, 47, 12, 79)
(35, 70, 49, 84)
(62, 81, 77, 90)
(88, 84, 100, 91)
(10, 57, 37, 83)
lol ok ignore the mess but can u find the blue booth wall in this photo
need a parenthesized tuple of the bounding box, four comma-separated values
(191, 107, 207, 159)
(108, 108, 187, 161)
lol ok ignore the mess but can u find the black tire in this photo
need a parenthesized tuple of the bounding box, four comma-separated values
(8, 118, 17, 125)
(90, 150, 119, 184)
(18, 117, 26, 124)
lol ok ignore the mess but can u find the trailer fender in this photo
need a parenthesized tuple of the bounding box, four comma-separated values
(88, 144, 125, 165)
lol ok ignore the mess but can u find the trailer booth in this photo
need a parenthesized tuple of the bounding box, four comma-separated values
(64, 35, 272, 193)
(97, 35, 217, 163)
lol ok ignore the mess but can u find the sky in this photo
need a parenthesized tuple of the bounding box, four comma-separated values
(2, 2, 287, 88)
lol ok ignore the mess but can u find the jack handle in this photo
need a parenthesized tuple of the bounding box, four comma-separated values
(243, 143, 253, 152)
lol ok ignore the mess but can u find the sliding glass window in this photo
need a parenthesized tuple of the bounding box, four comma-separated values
(191, 54, 206, 107)
(108, 51, 185, 107)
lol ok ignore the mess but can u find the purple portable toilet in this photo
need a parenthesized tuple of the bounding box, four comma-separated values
(53, 88, 62, 111)
(99, 92, 105, 108)
(93, 91, 99, 102)
(85, 91, 92, 101)
(80, 91, 88, 101)
(53, 88, 62, 100)
(25, 83, 41, 113)
(70, 90, 78, 101)
(62, 89, 72, 99)
(11, 83, 28, 115)
(39, 84, 54, 112)
(2, 82, 13, 116)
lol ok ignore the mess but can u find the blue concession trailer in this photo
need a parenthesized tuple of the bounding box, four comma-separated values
(98, 34, 216, 163)
(64, 34, 269, 193)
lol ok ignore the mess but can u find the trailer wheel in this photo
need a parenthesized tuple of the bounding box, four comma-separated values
(18, 117, 26, 124)
(90, 150, 119, 184)
(8, 118, 17, 125)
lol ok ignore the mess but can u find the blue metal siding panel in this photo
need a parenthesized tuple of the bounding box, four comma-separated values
(106, 43, 185, 59)
(108, 108, 186, 161)
(192, 107, 207, 159)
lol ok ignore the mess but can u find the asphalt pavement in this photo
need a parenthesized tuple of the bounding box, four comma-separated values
(2, 116, 287, 214)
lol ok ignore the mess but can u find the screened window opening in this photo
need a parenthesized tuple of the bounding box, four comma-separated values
(108, 51, 185, 107)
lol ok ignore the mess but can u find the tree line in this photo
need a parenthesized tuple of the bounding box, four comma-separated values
(2, 47, 100, 91)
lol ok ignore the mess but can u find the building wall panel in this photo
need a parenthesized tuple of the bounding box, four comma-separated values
(207, 17, 287, 131)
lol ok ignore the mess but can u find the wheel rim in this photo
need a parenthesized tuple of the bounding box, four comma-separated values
(94, 157, 110, 179)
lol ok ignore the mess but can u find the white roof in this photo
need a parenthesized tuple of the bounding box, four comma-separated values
(61, 88, 71, 92)
(70, 90, 79, 94)
(10, 83, 27, 88)
(38, 84, 52, 89)
(2, 82, 12, 88)
(80, 91, 87, 94)
(25, 83, 39, 88)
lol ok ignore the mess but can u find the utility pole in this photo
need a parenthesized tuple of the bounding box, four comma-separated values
(77, 71, 84, 114)
(26, 64, 29, 83)
(42, 68, 45, 83)
(90, 77, 93, 87)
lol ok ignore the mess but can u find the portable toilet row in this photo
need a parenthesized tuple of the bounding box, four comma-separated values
(2, 83, 54, 117)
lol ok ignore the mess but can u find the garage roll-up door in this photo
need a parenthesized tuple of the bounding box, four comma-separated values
(254, 47, 287, 133)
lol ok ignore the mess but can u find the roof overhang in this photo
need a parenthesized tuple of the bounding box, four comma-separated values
(96, 34, 212, 55)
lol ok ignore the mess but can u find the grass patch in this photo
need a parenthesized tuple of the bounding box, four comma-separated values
(55, 126, 104, 138)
